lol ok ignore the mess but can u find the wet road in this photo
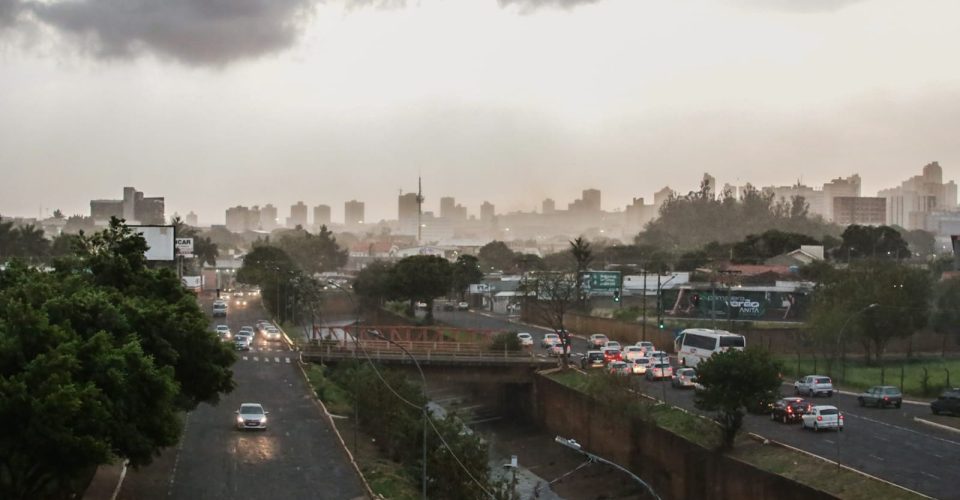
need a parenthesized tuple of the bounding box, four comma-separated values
(118, 295, 366, 500)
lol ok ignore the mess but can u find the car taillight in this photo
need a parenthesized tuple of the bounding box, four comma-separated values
(786, 407, 792, 413)
(817, 415, 822, 421)
(839, 414, 844, 421)
(883, 396, 889, 401)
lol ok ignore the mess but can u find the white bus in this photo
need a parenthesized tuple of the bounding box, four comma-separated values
(674, 328, 746, 367)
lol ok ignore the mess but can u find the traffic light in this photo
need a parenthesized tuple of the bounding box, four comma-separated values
(691, 293, 700, 307)
(613, 290, 621, 302)
(658, 319, 665, 329)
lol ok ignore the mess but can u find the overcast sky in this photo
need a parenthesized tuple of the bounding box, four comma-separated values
(2, 0, 959, 225)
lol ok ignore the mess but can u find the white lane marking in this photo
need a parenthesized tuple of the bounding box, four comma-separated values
(285, 358, 291, 363)
(253, 357, 259, 362)
(874, 436, 890, 442)
(242, 356, 248, 361)
(933, 453, 944, 458)
(274, 357, 280, 363)
(823, 439, 834, 444)
(845, 413, 960, 447)
(921, 471, 941, 480)
(869, 454, 885, 462)
(167, 412, 190, 497)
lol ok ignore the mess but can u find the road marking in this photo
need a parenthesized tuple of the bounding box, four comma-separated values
(846, 413, 960, 447)
(920, 471, 941, 480)
(874, 436, 890, 442)
(869, 454, 885, 462)
(285, 358, 291, 363)
(274, 357, 280, 363)
(253, 357, 259, 362)
(823, 439, 834, 444)
(242, 356, 248, 361)
(933, 453, 944, 458)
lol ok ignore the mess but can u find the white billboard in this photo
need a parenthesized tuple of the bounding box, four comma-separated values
(131, 225, 175, 261)
(175, 237, 194, 256)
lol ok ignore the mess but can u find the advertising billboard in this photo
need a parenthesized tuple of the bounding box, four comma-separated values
(130, 225, 175, 261)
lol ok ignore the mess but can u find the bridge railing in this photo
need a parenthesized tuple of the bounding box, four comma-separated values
(302, 340, 543, 360)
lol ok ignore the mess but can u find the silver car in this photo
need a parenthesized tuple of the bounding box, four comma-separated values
(236, 403, 269, 430)
(671, 368, 697, 388)
(794, 375, 834, 397)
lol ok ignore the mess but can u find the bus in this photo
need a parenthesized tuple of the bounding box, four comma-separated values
(674, 328, 746, 367)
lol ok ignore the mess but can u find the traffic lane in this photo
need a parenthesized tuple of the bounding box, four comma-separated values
(432, 309, 590, 354)
(627, 375, 958, 499)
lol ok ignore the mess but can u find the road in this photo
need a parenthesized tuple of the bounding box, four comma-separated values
(118, 295, 366, 500)
(436, 308, 960, 499)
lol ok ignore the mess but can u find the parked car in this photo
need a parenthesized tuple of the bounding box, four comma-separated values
(608, 361, 631, 376)
(541, 333, 561, 347)
(235, 403, 269, 430)
(770, 397, 811, 423)
(517, 332, 534, 347)
(646, 363, 673, 381)
(621, 346, 645, 361)
(601, 348, 622, 363)
(858, 386, 903, 409)
(604, 340, 622, 351)
(630, 357, 651, 375)
(794, 375, 834, 397)
(801, 405, 844, 432)
(457, 301, 469, 310)
(671, 368, 697, 388)
(635, 341, 655, 353)
(930, 388, 960, 415)
(581, 350, 605, 369)
(589, 334, 609, 349)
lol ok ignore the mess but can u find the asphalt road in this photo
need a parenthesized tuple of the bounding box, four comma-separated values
(436, 308, 960, 500)
(118, 295, 366, 500)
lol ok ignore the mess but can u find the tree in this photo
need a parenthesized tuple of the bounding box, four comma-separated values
(838, 225, 909, 260)
(390, 255, 453, 321)
(450, 255, 482, 300)
(694, 348, 783, 450)
(898, 228, 936, 258)
(512, 253, 545, 274)
(731, 230, 819, 264)
(0, 216, 14, 260)
(62, 215, 97, 235)
(353, 260, 396, 307)
(426, 414, 492, 499)
(9, 224, 50, 263)
(930, 277, 960, 356)
(570, 237, 593, 309)
(478, 241, 515, 272)
(237, 245, 299, 320)
(520, 271, 579, 367)
(49, 233, 81, 260)
(278, 225, 348, 275)
(171, 216, 219, 269)
(52, 209, 64, 219)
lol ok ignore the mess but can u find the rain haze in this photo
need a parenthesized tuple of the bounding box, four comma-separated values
(2, 0, 960, 223)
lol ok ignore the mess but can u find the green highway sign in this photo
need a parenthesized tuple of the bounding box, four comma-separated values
(581, 271, 621, 293)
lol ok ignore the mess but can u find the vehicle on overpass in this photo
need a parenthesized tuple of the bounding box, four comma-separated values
(675, 328, 745, 367)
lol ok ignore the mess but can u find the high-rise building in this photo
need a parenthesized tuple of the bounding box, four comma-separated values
(702, 173, 717, 197)
(287, 201, 308, 229)
(345, 200, 365, 227)
(762, 183, 825, 218)
(89, 186, 164, 225)
(313, 204, 331, 227)
(569, 189, 601, 212)
(878, 162, 958, 230)
(185, 211, 199, 227)
(225, 206, 250, 233)
(439, 196, 467, 220)
(480, 201, 495, 223)
(398, 192, 419, 235)
(248, 205, 262, 230)
(542, 198, 555, 214)
(260, 204, 278, 231)
(822, 174, 861, 221)
(833, 197, 886, 226)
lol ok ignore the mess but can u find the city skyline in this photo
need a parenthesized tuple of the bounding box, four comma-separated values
(4, 1, 960, 222)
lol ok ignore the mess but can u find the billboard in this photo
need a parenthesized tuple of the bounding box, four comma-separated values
(580, 271, 621, 295)
(175, 237, 194, 256)
(130, 225, 175, 261)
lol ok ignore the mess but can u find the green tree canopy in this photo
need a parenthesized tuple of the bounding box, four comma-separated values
(450, 254, 483, 299)
(838, 225, 909, 260)
(277, 225, 348, 274)
(390, 255, 453, 321)
(731, 229, 820, 264)
(353, 260, 397, 307)
(237, 245, 300, 320)
(478, 241, 515, 272)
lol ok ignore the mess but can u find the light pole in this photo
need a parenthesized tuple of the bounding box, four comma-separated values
(833, 302, 878, 470)
(555, 436, 661, 500)
(371, 330, 428, 500)
(326, 280, 362, 457)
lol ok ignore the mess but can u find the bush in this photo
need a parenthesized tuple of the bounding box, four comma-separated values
(489, 331, 521, 352)
(612, 306, 641, 322)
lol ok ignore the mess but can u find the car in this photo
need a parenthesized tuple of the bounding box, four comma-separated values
(581, 350, 605, 369)
(215, 324, 232, 340)
(601, 348, 622, 363)
(517, 332, 534, 347)
(264, 326, 282, 341)
(671, 368, 697, 388)
(236, 403, 269, 430)
(604, 340, 622, 351)
(608, 361, 631, 376)
(635, 341, 655, 353)
(548, 343, 570, 357)
(234, 335, 252, 351)
(930, 388, 960, 415)
(647, 350, 670, 365)
(239, 326, 254, 336)
(622, 346, 645, 361)
(457, 301, 469, 310)
(646, 363, 673, 381)
(801, 405, 844, 432)
(630, 357, 651, 375)
(589, 334, 609, 349)
(770, 397, 811, 423)
(415, 301, 428, 310)
(212, 300, 227, 317)
(858, 386, 903, 409)
(541, 333, 561, 348)
(794, 375, 834, 397)
(234, 296, 248, 307)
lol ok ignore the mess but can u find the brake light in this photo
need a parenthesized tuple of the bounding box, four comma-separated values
(839, 414, 844, 421)
(817, 415, 823, 421)
(786, 407, 792, 413)
(883, 396, 889, 401)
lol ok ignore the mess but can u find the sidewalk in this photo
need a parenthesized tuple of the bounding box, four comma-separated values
(82, 461, 126, 500)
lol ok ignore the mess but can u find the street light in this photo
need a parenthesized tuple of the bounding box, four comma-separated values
(371, 330, 428, 500)
(554, 436, 661, 500)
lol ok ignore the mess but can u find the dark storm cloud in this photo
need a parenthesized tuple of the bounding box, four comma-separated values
(497, 0, 601, 10)
(0, 0, 23, 28)
(22, 0, 319, 65)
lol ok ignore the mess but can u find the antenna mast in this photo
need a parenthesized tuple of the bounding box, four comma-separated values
(416, 176, 424, 243)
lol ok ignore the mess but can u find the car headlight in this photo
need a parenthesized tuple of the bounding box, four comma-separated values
(260, 417, 267, 424)
(237, 416, 244, 423)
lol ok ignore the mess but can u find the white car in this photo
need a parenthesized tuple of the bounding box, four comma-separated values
(541, 333, 561, 347)
(801, 405, 843, 432)
(236, 403, 269, 430)
(647, 350, 670, 365)
(604, 340, 622, 351)
(795, 375, 834, 397)
(630, 357, 651, 375)
(622, 346, 645, 361)
(646, 363, 673, 381)
(215, 324, 231, 340)
(457, 301, 469, 310)
(517, 332, 534, 347)
(264, 326, 282, 341)
(235, 335, 252, 351)
(635, 341, 655, 353)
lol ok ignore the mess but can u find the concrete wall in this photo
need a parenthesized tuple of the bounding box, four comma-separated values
(534, 375, 836, 500)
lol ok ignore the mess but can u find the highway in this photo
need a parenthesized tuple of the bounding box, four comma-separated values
(118, 295, 366, 500)
(435, 308, 960, 500)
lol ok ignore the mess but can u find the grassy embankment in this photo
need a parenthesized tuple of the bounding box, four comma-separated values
(548, 369, 926, 500)
(779, 356, 960, 399)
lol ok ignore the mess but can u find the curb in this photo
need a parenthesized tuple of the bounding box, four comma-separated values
(913, 416, 960, 435)
(110, 461, 128, 500)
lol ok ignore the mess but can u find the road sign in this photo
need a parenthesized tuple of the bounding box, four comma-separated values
(175, 237, 194, 255)
(581, 271, 621, 293)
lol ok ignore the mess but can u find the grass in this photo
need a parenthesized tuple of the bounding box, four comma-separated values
(547, 369, 926, 500)
(778, 356, 960, 398)
(302, 363, 352, 415)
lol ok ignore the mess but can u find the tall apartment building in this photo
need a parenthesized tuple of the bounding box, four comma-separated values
(260, 204, 278, 231)
(313, 204, 331, 227)
(89, 186, 164, 225)
(345, 200, 365, 227)
(287, 201, 308, 229)
(822, 174, 861, 221)
(833, 197, 886, 226)
(439, 196, 467, 220)
(185, 211, 199, 226)
(480, 201, 495, 223)
(542, 198, 556, 214)
(878, 162, 958, 230)
(225, 206, 250, 233)
(569, 188, 601, 212)
(398, 192, 420, 235)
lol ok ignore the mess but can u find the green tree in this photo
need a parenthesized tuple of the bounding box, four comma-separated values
(478, 241, 515, 272)
(278, 225, 348, 274)
(693, 348, 783, 450)
(11, 224, 50, 263)
(731, 229, 819, 264)
(62, 215, 97, 235)
(838, 225, 909, 260)
(0, 216, 14, 260)
(930, 277, 960, 356)
(512, 253, 545, 274)
(570, 237, 593, 308)
(426, 414, 492, 499)
(450, 255, 483, 300)
(237, 245, 299, 320)
(49, 233, 81, 260)
(171, 216, 219, 269)
(897, 228, 936, 258)
(353, 260, 396, 307)
(390, 255, 452, 321)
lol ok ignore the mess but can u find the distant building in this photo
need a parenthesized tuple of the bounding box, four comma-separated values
(185, 211, 199, 226)
(313, 204, 331, 227)
(569, 188, 601, 212)
(398, 192, 419, 235)
(542, 198, 555, 214)
(439, 196, 467, 220)
(480, 201, 495, 224)
(225, 206, 250, 233)
(287, 201, 308, 229)
(89, 186, 164, 225)
(345, 200, 365, 228)
(833, 197, 885, 226)
(822, 174, 861, 221)
(878, 162, 958, 230)
(260, 204, 278, 231)
(702, 173, 717, 197)
(762, 183, 825, 218)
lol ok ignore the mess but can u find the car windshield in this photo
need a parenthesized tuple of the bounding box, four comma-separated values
(679, 369, 694, 376)
(816, 378, 831, 384)
(656, 364, 670, 369)
(883, 388, 900, 394)
(635, 359, 649, 365)
(240, 405, 263, 415)
(819, 408, 838, 415)
(588, 353, 604, 360)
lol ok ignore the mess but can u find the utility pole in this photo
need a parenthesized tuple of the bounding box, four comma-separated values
(641, 270, 648, 341)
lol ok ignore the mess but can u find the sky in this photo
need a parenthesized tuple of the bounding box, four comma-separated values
(2, 0, 960, 225)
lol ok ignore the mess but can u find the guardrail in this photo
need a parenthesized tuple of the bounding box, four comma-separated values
(302, 344, 552, 363)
